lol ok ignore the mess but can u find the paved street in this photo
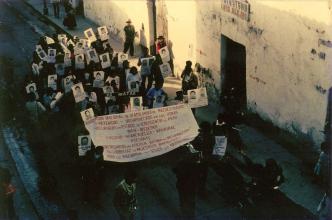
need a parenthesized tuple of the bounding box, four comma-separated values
(0, 0, 327, 219)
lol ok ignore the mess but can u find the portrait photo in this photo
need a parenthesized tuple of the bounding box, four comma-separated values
(58, 34, 67, 45)
(55, 63, 65, 76)
(71, 82, 86, 103)
(48, 74, 57, 91)
(212, 136, 227, 157)
(99, 52, 111, 69)
(98, 26, 109, 41)
(159, 46, 170, 63)
(187, 87, 208, 108)
(75, 54, 85, 70)
(118, 52, 128, 64)
(78, 135, 91, 156)
(25, 83, 37, 94)
(84, 28, 97, 43)
(159, 63, 172, 78)
(130, 96, 143, 111)
(86, 48, 99, 64)
(63, 75, 74, 93)
(93, 71, 105, 81)
(80, 108, 95, 122)
(127, 80, 139, 92)
(153, 95, 165, 108)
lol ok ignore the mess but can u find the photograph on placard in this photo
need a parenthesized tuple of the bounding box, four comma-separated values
(93, 71, 105, 81)
(75, 54, 85, 70)
(71, 82, 86, 103)
(58, 34, 67, 45)
(48, 49, 56, 63)
(98, 26, 109, 41)
(187, 87, 208, 108)
(48, 74, 57, 91)
(79, 38, 90, 50)
(80, 108, 95, 122)
(212, 136, 227, 157)
(130, 96, 143, 111)
(153, 95, 165, 108)
(100, 53, 111, 69)
(159, 63, 172, 78)
(25, 83, 37, 94)
(38, 50, 48, 61)
(64, 52, 72, 67)
(118, 52, 128, 65)
(159, 46, 170, 63)
(63, 75, 74, 93)
(127, 80, 139, 93)
(84, 28, 97, 43)
(103, 86, 116, 102)
(78, 135, 91, 156)
(86, 48, 99, 64)
(55, 63, 65, 76)
(105, 76, 120, 91)
(140, 57, 152, 76)
(74, 41, 84, 55)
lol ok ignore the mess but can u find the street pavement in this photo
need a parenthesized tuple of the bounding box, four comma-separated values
(0, 0, 328, 219)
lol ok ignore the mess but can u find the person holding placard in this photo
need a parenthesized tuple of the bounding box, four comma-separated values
(126, 67, 141, 91)
(25, 92, 46, 123)
(137, 48, 154, 92)
(181, 61, 198, 95)
(146, 81, 167, 109)
(123, 19, 136, 57)
(156, 35, 174, 75)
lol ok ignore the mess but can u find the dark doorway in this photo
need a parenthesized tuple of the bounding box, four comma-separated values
(221, 35, 246, 112)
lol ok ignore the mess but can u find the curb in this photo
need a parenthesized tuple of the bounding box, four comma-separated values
(2, 127, 68, 220)
(23, 0, 73, 38)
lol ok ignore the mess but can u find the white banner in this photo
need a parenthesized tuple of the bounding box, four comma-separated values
(85, 104, 199, 162)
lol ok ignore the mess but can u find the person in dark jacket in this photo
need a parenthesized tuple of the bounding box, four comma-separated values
(173, 155, 199, 218)
(123, 19, 136, 57)
(63, 10, 77, 30)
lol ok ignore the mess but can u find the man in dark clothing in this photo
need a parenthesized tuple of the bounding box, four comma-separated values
(123, 19, 136, 57)
(181, 60, 198, 95)
(173, 156, 199, 218)
(150, 55, 164, 89)
(191, 121, 215, 195)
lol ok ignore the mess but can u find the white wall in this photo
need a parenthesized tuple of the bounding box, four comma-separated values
(84, 0, 151, 52)
(196, 0, 332, 149)
(156, 0, 197, 77)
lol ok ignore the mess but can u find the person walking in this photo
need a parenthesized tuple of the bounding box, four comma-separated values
(123, 19, 136, 57)
(51, 0, 60, 18)
(113, 169, 138, 220)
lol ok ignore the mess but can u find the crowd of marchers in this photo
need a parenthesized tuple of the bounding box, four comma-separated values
(2, 13, 328, 219)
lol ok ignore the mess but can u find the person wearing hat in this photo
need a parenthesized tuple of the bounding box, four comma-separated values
(123, 19, 136, 57)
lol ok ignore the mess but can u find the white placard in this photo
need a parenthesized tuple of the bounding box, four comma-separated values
(105, 76, 120, 90)
(74, 41, 85, 55)
(75, 54, 85, 70)
(153, 95, 165, 109)
(71, 82, 86, 103)
(187, 87, 208, 108)
(86, 48, 99, 64)
(159, 46, 170, 63)
(47, 49, 56, 63)
(127, 80, 139, 93)
(58, 34, 67, 45)
(63, 75, 74, 93)
(140, 56, 155, 76)
(78, 135, 91, 156)
(93, 71, 105, 88)
(212, 136, 227, 157)
(64, 52, 72, 67)
(37, 50, 48, 62)
(97, 26, 109, 41)
(159, 63, 172, 78)
(48, 74, 57, 90)
(118, 52, 128, 65)
(84, 28, 97, 43)
(80, 108, 95, 122)
(100, 53, 111, 69)
(45, 36, 55, 45)
(26, 83, 37, 94)
(130, 96, 143, 111)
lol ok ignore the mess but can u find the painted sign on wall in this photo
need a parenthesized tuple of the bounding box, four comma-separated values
(221, 0, 250, 21)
